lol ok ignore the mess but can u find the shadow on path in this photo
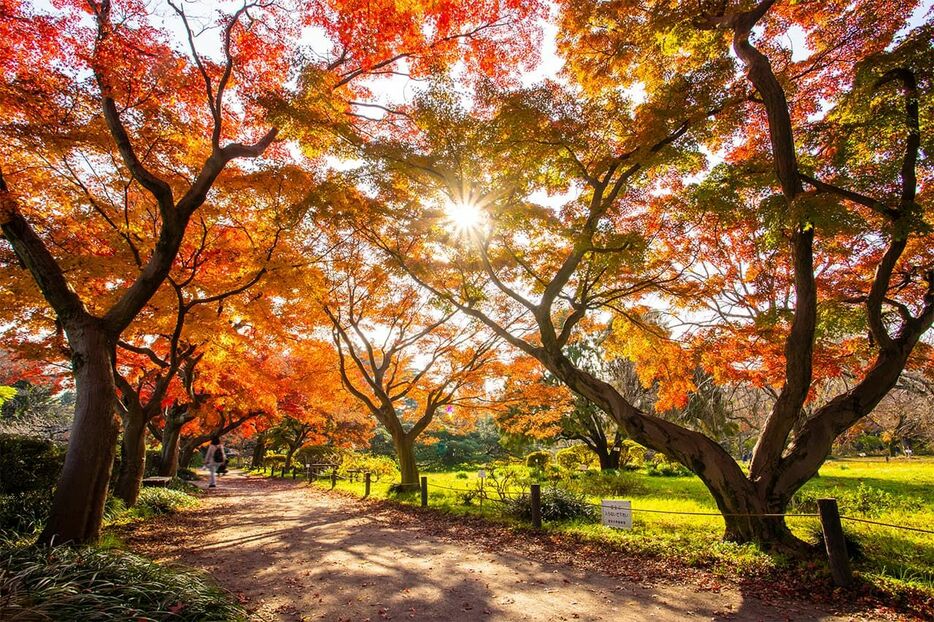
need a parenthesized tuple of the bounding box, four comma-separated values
(128, 471, 849, 622)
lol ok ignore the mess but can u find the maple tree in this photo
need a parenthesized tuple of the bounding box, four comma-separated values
(1, 0, 544, 544)
(330, 0, 932, 549)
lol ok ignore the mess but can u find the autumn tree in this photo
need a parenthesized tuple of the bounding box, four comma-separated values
(331, 0, 932, 549)
(0, 0, 284, 543)
(321, 243, 500, 488)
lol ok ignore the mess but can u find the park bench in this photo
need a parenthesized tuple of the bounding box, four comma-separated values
(141, 476, 172, 488)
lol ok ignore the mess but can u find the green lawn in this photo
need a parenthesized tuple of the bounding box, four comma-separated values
(274, 456, 934, 593)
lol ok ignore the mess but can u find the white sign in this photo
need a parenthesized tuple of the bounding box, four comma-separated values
(601, 500, 632, 530)
(477, 469, 487, 479)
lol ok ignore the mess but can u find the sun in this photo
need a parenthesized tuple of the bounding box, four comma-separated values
(444, 198, 486, 235)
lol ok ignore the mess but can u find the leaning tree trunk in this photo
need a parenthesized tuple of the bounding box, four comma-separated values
(393, 434, 420, 490)
(114, 409, 148, 506)
(39, 322, 119, 545)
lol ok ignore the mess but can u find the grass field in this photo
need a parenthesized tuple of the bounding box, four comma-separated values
(270, 456, 934, 593)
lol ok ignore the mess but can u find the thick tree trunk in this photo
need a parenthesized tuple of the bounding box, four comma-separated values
(251, 433, 267, 468)
(393, 434, 420, 489)
(39, 322, 119, 545)
(159, 416, 183, 478)
(114, 410, 147, 506)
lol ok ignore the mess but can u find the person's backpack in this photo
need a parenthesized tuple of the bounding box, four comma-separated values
(212, 445, 225, 464)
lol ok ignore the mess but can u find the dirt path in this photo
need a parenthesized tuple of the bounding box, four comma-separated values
(126, 471, 858, 622)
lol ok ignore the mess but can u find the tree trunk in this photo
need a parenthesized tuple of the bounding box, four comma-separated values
(394, 434, 420, 489)
(251, 432, 267, 468)
(178, 442, 197, 470)
(114, 409, 147, 506)
(284, 445, 297, 471)
(597, 446, 621, 471)
(39, 322, 119, 545)
(159, 415, 184, 478)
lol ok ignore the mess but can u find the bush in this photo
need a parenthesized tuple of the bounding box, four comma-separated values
(0, 435, 64, 533)
(264, 454, 287, 471)
(0, 536, 246, 621)
(134, 487, 198, 517)
(0, 435, 64, 495)
(508, 487, 597, 523)
(620, 440, 647, 468)
(339, 453, 399, 482)
(646, 454, 691, 477)
(556, 445, 596, 471)
(525, 450, 551, 469)
(0, 492, 51, 534)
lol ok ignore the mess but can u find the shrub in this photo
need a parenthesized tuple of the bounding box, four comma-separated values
(0, 434, 64, 495)
(556, 445, 596, 471)
(0, 492, 51, 534)
(0, 537, 246, 621)
(338, 453, 399, 482)
(264, 454, 287, 471)
(0, 435, 64, 533)
(646, 454, 691, 477)
(508, 487, 597, 523)
(455, 472, 469, 479)
(134, 487, 198, 517)
(525, 450, 551, 469)
(620, 440, 647, 468)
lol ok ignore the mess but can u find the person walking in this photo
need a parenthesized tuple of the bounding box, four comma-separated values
(205, 436, 226, 488)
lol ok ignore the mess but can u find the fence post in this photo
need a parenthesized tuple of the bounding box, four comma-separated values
(818, 498, 853, 587)
(530, 484, 542, 529)
(331, 469, 337, 489)
(364, 472, 371, 498)
(420, 476, 428, 507)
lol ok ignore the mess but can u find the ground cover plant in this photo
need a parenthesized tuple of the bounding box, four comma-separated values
(0, 535, 245, 621)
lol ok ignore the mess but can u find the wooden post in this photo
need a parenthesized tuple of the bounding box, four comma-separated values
(818, 498, 853, 587)
(330, 469, 337, 489)
(364, 472, 371, 498)
(530, 484, 542, 529)
(292, 467, 297, 480)
(420, 476, 428, 507)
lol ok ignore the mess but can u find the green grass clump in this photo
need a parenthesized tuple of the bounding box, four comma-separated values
(0, 537, 245, 621)
(132, 487, 199, 518)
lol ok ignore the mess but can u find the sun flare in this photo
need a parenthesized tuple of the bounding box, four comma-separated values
(444, 198, 486, 234)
